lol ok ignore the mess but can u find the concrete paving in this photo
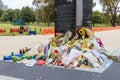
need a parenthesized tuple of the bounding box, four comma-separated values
(0, 35, 54, 60)
(0, 75, 23, 80)
(0, 30, 120, 59)
(95, 30, 120, 56)
(0, 30, 120, 79)
(95, 30, 120, 48)
(0, 61, 119, 80)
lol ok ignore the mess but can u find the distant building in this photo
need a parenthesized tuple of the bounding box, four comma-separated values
(0, 0, 7, 10)
(0, 0, 3, 9)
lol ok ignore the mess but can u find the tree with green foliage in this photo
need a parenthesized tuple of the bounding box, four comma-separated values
(102, 12, 111, 24)
(99, 0, 120, 27)
(93, 15, 103, 26)
(33, 0, 54, 26)
(93, 11, 101, 16)
(92, 11, 103, 26)
(13, 9, 21, 20)
(1, 9, 14, 22)
(20, 6, 36, 24)
(0, 9, 3, 17)
(30, 12, 36, 24)
(6, 9, 15, 23)
(92, 2, 96, 8)
(34, 8, 44, 25)
(117, 14, 120, 25)
(1, 9, 15, 23)
(0, 11, 9, 22)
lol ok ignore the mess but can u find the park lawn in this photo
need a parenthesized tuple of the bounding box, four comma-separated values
(0, 22, 54, 36)
(93, 24, 111, 27)
(0, 22, 113, 36)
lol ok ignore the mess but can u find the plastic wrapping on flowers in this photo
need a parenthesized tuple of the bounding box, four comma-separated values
(3, 27, 113, 69)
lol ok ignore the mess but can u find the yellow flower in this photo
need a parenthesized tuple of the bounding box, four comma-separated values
(50, 42, 57, 47)
(79, 28, 85, 35)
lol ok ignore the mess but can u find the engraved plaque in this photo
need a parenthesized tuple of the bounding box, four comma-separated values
(55, 0, 92, 35)
(55, 0, 76, 34)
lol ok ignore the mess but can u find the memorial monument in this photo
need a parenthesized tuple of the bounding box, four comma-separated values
(55, 0, 92, 35)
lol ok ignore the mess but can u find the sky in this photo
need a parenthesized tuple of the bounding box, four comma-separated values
(93, 0, 102, 11)
(2, 0, 34, 9)
(93, 0, 120, 12)
(2, 0, 103, 11)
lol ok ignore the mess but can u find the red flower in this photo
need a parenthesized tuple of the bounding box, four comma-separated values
(54, 49, 59, 53)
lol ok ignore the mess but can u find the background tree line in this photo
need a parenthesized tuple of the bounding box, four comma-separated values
(93, 0, 120, 27)
(33, 0, 120, 27)
(0, 0, 120, 27)
(0, 6, 36, 24)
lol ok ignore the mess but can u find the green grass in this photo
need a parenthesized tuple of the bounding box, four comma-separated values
(93, 24, 111, 27)
(0, 22, 112, 36)
(0, 22, 54, 36)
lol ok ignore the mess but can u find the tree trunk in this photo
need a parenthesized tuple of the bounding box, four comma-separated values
(111, 15, 116, 27)
(26, 22, 29, 25)
(47, 21, 50, 26)
(112, 22, 115, 27)
(10, 19, 12, 23)
(32, 21, 34, 24)
(93, 22, 95, 27)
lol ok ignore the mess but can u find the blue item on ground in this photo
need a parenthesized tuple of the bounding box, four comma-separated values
(29, 28, 36, 35)
(3, 53, 23, 60)
(29, 31, 36, 35)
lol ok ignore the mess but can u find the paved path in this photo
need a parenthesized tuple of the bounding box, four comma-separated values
(0, 35, 53, 60)
(95, 30, 120, 48)
(0, 61, 119, 80)
(95, 30, 120, 56)
(0, 30, 120, 60)
(0, 30, 120, 79)
(0, 75, 22, 80)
